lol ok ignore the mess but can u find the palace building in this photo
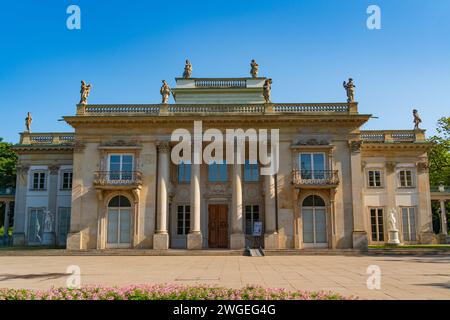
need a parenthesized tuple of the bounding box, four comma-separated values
(11, 65, 435, 250)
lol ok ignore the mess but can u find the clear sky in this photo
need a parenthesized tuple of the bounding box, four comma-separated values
(0, 0, 449, 143)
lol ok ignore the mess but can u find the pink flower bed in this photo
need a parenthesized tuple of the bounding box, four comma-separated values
(0, 284, 356, 300)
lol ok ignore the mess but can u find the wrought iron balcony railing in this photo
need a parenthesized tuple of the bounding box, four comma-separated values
(292, 169, 339, 187)
(93, 171, 142, 188)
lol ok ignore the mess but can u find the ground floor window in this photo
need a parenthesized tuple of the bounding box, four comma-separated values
(177, 205, 190, 235)
(302, 195, 327, 245)
(28, 208, 45, 244)
(401, 207, 417, 241)
(107, 196, 132, 246)
(58, 207, 71, 246)
(370, 208, 384, 242)
(245, 205, 260, 235)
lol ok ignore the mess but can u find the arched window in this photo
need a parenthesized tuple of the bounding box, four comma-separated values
(302, 195, 325, 207)
(108, 195, 131, 208)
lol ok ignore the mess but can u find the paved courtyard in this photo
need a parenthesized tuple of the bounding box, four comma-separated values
(0, 254, 449, 299)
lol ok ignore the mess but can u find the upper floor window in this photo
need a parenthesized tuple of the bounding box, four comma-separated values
(299, 153, 325, 179)
(178, 161, 191, 183)
(244, 160, 259, 182)
(61, 171, 73, 190)
(31, 171, 46, 190)
(367, 170, 382, 187)
(398, 169, 414, 187)
(209, 161, 227, 182)
(109, 154, 133, 180)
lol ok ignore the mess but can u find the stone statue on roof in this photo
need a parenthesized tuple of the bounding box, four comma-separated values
(250, 59, 259, 78)
(343, 78, 355, 103)
(263, 78, 272, 103)
(79, 80, 92, 105)
(183, 59, 192, 79)
(25, 112, 32, 132)
(413, 109, 422, 130)
(160, 80, 171, 104)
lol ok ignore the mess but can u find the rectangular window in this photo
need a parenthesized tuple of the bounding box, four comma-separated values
(28, 208, 45, 244)
(370, 208, 384, 242)
(178, 161, 191, 183)
(58, 207, 71, 246)
(177, 205, 190, 235)
(245, 205, 260, 235)
(299, 153, 325, 179)
(109, 154, 134, 180)
(244, 160, 259, 182)
(32, 172, 46, 190)
(368, 170, 382, 187)
(399, 170, 413, 187)
(208, 161, 227, 182)
(61, 171, 73, 190)
(402, 207, 417, 242)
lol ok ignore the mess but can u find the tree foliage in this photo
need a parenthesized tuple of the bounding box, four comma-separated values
(427, 117, 450, 186)
(0, 138, 17, 188)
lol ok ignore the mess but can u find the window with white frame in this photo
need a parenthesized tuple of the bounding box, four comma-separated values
(398, 169, 414, 187)
(208, 161, 227, 182)
(244, 160, 259, 182)
(31, 171, 46, 190)
(299, 153, 326, 179)
(367, 170, 382, 187)
(61, 171, 73, 190)
(177, 205, 190, 235)
(245, 205, 260, 235)
(370, 208, 384, 242)
(401, 207, 417, 242)
(178, 161, 191, 183)
(108, 154, 133, 180)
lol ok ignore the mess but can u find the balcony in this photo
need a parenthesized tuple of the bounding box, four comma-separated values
(292, 169, 339, 189)
(93, 171, 142, 190)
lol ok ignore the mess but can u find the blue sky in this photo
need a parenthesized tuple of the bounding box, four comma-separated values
(0, 0, 449, 143)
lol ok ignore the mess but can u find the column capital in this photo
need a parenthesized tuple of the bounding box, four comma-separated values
(156, 140, 171, 153)
(385, 161, 397, 173)
(48, 164, 60, 175)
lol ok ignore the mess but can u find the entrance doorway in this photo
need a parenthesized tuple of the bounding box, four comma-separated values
(208, 204, 228, 248)
(302, 195, 328, 248)
(106, 195, 132, 248)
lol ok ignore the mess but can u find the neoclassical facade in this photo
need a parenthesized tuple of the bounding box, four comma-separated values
(12, 73, 435, 250)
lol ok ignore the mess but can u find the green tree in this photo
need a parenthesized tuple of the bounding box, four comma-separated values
(0, 138, 17, 188)
(427, 117, 450, 234)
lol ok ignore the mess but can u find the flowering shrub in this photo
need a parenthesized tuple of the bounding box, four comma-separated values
(0, 284, 355, 300)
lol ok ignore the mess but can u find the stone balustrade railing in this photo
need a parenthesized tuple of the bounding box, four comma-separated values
(76, 102, 357, 115)
(19, 133, 75, 145)
(360, 130, 425, 143)
(194, 79, 247, 88)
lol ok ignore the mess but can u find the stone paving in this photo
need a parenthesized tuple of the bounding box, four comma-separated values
(0, 255, 449, 299)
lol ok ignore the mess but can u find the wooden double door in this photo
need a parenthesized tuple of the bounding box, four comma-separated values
(208, 204, 229, 248)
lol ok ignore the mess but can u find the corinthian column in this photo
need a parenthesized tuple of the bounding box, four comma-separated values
(187, 161, 202, 249)
(153, 141, 170, 249)
(230, 153, 245, 249)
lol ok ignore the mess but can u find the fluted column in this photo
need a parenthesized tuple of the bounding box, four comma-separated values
(264, 173, 279, 249)
(153, 141, 170, 249)
(187, 162, 202, 249)
(440, 200, 448, 236)
(230, 153, 245, 249)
